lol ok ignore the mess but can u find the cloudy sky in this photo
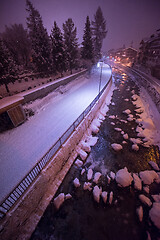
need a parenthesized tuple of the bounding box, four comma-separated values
(0, 0, 160, 51)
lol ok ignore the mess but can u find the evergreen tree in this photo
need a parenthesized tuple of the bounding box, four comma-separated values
(26, 0, 52, 73)
(81, 16, 94, 61)
(92, 6, 107, 59)
(50, 21, 66, 75)
(2, 24, 31, 68)
(0, 39, 17, 93)
(63, 18, 78, 74)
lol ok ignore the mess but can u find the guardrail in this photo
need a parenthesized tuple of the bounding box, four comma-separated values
(0, 67, 112, 219)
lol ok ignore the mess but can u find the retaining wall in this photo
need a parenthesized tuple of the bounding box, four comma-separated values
(0, 76, 112, 240)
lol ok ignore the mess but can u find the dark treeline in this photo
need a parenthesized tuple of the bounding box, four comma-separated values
(0, 0, 107, 92)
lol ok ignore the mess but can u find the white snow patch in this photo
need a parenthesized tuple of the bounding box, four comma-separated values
(149, 202, 160, 229)
(111, 122, 115, 126)
(116, 167, 133, 187)
(133, 173, 142, 191)
(93, 185, 102, 203)
(111, 143, 123, 151)
(54, 193, 65, 210)
(139, 170, 159, 185)
(139, 194, 152, 207)
(136, 206, 143, 222)
(73, 178, 81, 188)
(87, 168, 93, 181)
(86, 135, 98, 146)
(93, 172, 102, 184)
(101, 191, 108, 203)
(149, 161, 160, 171)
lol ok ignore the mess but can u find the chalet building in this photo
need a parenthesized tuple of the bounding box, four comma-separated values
(137, 29, 160, 78)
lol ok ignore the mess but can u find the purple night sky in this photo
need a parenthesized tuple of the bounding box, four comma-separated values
(0, 0, 160, 51)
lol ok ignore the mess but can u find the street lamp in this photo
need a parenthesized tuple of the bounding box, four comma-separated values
(99, 61, 103, 98)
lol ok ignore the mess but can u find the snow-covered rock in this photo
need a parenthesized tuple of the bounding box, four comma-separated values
(143, 186, 150, 194)
(86, 136, 98, 146)
(152, 194, 160, 202)
(114, 128, 122, 132)
(54, 193, 65, 210)
(127, 117, 134, 121)
(136, 206, 143, 222)
(75, 159, 83, 167)
(93, 172, 102, 184)
(149, 202, 160, 229)
(123, 133, 128, 140)
(121, 131, 124, 135)
(87, 168, 93, 181)
(133, 173, 142, 191)
(148, 161, 159, 171)
(124, 98, 129, 102)
(81, 141, 91, 153)
(120, 119, 128, 123)
(93, 186, 102, 203)
(107, 175, 111, 184)
(110, 171, 115, 180)
(111, 122, 115, 126)
(116, 167, 133, 187)
(132, 144, 139, 151)
(78, 149, 88, 161)
(101, 191, 108, 203)
(111, 143, 123, 151)
(81, 168, 85, 175)
(130, 138, 142, 144)
(123, 109, 131, 115)
(109, 191, 113, 204)
(109, 115, 116, 119)
(122, 141, 127, 144)
(132, 94, 138, 101)
(83, 182, 92, 191)
(90, 124, 99, 134)
(65, 193, 72, 200)
(139, 194, 152, 207)
(139, 170, 159, 185)
(73, 178, 81, 188)
(136, 118, 142, 124)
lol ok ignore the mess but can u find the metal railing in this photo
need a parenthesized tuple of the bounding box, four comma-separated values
(0, 69, 112, 219)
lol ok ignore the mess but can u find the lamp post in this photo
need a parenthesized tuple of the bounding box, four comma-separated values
(99, 61, 103, 98)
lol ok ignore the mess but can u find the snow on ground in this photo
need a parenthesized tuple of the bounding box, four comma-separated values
(133, 87, 160, 149)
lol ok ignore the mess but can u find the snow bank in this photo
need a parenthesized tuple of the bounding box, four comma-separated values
(139, 194, 152, 207)
(73, 178, 81, 188)
(111, 143, 123, 151)
(136, 206, 143, 222)
(133, 173, 142, 191)
(93, 172, 102, 184)
(54, 193, 65, 210)
(116, 167, 133, 187)
(149, 202, 160, 229)
(93, 186, 102, 203)
(139, 170, 159, 185)
(87, 169, 93, 181)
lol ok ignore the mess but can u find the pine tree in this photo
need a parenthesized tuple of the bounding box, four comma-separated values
(92, 6, 107, 59)
(0, 39, 17, 93)
(81, 16, 94, 61)
(2, 24, 31, 68)
(63, 18, 78, 74)
(26, 0, 52, 73)
(50, 21, 66, 75)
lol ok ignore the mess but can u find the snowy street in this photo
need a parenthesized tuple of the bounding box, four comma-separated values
(0, 65, 111, 203)
(31, 66, 160, 240)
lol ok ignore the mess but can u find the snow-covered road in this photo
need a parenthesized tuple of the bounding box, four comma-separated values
(0, 65, 112, 203)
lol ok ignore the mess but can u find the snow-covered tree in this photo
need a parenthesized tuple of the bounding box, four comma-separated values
(81, 16, 94, 61)
(50, 21, 66, 75)
(63, 18, 78, 74)
(26, 0, 52, 73)
(92, 6, 107, 59)
(0, 39, 17, 93)
(2, 24, 31, 68)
